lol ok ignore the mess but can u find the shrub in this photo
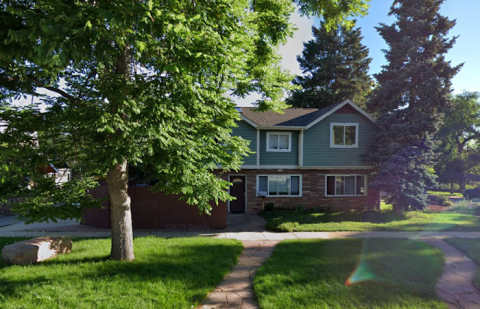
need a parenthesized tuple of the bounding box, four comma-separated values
(267, 221, 299, 232)
(313, 206, 324, 213)
(295, 205, 306, 213)
(265, 202, 275, 211)
(442, 201, 454, 207)
(436, 195, 449, 206)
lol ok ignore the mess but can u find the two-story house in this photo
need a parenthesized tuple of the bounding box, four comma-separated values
(222, 99, 381, 213)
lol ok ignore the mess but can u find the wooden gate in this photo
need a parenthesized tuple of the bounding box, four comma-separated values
(83, 186, 227, 229)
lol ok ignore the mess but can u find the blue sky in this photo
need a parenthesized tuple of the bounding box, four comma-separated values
(237, 0, 479, 106)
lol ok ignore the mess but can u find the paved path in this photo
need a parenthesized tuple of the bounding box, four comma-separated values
(198, 240, 279, 309)
(426, 239, 480, 309)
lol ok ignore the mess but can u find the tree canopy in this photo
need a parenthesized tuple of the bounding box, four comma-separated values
(435, 92, 480, 191)
(288, 21, 372, 108)
(0, 0, 370, 260)
(365, 0, 462, 215)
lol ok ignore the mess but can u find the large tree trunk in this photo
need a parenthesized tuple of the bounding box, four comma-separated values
(107, 159, 135, 261)
(393, 203, 404, 217)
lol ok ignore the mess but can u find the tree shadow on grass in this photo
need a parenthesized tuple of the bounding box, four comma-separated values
(0, 239, 242, 308)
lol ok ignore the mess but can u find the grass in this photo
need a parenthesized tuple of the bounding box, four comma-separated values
(254, 239, 447, 309)
(444, 238, 480, 289)
(0, 237, 243, 309)
(427, 191, 463, 198)
(261, 205, 480, 232)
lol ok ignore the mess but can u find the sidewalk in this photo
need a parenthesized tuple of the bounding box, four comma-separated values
(2, 218, 480, 240)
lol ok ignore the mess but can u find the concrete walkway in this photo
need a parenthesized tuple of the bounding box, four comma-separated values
(198, 240, 279, 309)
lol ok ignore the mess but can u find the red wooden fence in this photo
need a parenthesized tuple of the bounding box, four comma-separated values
(83, 186, 227, 229)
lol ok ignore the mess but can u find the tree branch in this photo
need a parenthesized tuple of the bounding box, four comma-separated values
(0, 76, 76, 104)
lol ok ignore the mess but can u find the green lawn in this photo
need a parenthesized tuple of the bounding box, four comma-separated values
(254, 239, 447, 309)
(261, 205, 480, 232)
(444, 238, 480, 289)
(427, 191, 463, 198)
(0, 237, 242, 309)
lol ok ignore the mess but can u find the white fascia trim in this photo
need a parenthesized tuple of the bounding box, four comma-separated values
(305, 99, 376, 130)
(330, 122, 359, 148)
(241, 165, 300, 169)
(256, 129, 260, 166)
(259, 126, 304, 130)
(299, 129, 304, 166)
(240, 115, 259, 128)
(238, 165, 375, 170)
(266, 131, 292, 152)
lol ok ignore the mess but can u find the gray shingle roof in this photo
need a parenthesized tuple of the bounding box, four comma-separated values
(240, 103, 342, 127)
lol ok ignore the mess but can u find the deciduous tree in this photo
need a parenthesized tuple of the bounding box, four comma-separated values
(0, 0, 369, 260)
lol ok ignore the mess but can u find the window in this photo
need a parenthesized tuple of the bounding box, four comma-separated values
(257, 175, 301, 196)
(267, 132, 291, 152)
(326, 175, 366, 196)
(330, 123, 358, 148)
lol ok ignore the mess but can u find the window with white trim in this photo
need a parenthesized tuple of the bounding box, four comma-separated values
(326, 175, 366, 196)
(330, 123, 358, 148)
(257, 175, 301, 196)
(267, 132, 291, 152)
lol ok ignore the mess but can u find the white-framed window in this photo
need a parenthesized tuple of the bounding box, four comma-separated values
(325, 175, 366, 197)
(257, 175, 301, 197)
(266, 132, 292, 152)
(330, 123, 359, 148)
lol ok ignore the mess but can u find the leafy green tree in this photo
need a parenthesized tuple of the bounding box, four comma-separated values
(0, 0, 370, 261)
(288, 21, 372, 108)
(435, 92, 480, 191)
(365, 0, 462, 216)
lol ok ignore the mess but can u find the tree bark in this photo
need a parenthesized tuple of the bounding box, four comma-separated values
(107, 159, 135, 261)
(393, 203, 404, 217)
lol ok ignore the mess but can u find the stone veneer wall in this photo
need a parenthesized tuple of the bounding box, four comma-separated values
(219, 169, 380, 213)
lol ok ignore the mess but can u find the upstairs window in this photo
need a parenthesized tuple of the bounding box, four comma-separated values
(330, 123, 358, 148)
(267, 132, 291, 152)
(257, 175, 301, 196)
(326, 175, 366, 196)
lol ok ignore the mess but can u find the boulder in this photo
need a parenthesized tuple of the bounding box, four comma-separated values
(2, 237, 72, 265)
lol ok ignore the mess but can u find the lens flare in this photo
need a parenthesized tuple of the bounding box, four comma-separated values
(345, 257, 376, 286)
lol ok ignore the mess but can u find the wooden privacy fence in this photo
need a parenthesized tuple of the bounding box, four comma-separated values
(83, 185, 227, 229)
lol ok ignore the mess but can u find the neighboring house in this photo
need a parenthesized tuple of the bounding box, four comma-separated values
(221, 99, 380, 213)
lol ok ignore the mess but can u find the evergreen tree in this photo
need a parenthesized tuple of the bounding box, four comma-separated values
(365, 0, 462, 215)
(288, 21, 372, 108)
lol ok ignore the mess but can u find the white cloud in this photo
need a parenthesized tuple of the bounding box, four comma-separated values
(235, 10, 314, 107)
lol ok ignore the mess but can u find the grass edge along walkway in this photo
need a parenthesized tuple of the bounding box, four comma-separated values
(253, 238, 447, 309)
(0, 236, 243, 309)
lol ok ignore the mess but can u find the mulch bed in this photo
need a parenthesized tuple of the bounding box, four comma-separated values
(427, 205, 450, 212)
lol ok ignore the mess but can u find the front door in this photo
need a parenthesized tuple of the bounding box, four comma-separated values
(230, 175, 246, 213)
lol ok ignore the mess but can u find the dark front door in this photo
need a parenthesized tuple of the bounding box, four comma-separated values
(230, 176, 246, 213)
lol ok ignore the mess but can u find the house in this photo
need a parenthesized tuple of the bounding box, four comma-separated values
(221, 99, 381, 213)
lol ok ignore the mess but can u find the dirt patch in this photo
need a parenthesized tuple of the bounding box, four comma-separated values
(427, 205, 450, 212)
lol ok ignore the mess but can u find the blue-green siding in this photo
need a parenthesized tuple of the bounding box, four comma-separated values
(231, 120, 257, 165)
(303, 113, 376, 166)
(260, 130, 299, 165)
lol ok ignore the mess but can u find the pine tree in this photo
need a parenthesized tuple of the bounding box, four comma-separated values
(288, 21, 372, 108)
(365, 0, 462, 215)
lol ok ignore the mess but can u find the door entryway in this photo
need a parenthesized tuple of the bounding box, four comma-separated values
(229, 175, 246, 213)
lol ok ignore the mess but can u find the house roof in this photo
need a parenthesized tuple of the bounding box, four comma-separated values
(239, 99, 375, 129)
